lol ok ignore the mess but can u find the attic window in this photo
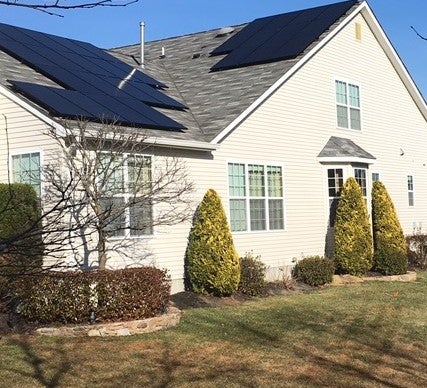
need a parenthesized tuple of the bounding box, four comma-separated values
(355, 22, 362, 41)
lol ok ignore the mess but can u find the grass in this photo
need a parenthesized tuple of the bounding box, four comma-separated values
(1, 272, 426, 387)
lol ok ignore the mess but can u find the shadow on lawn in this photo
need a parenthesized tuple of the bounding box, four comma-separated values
(107, 339, 261, 387)
(2, 336, 71, 388)
(180, 302, 427, 386)
(291, 330, 427, 387)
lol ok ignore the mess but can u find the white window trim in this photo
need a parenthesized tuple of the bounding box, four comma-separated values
(98, 151, 155, 240)
(9, 149, 44, 197)
(227, 159, 287, 234)
(334, 78, 363, 131)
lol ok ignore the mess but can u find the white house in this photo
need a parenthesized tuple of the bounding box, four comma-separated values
(0, 0, 426, 292)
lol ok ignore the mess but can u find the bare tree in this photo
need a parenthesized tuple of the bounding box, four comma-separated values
(44, 120, 194, 269)
(0, 0, 139, 16)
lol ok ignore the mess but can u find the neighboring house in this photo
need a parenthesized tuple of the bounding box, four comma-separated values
(0, 0, 426, 292)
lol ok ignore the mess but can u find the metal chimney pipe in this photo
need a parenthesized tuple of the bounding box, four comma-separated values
(140, 21, 145, 69)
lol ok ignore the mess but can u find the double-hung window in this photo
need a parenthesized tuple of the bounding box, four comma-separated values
(99, 154, 152, 237)
(407, 175, 414, 207)
(354, 168, 367, 197)
(335, 80, 361, 130)
(228, 162, 285, 232)
(12, 152, 41, 196)
(327, 168, 343, 227)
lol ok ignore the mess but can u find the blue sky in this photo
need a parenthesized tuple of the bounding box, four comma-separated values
(1, 0, 426, 98)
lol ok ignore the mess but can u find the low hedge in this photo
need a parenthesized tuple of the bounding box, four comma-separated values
(238, 253, 266, 296)
(293, 256, 334, 286)
(9, 267, 170, 324)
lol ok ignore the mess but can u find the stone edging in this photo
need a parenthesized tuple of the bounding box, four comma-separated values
(35, 305, 182, 337)
(331, 271, 417, 286)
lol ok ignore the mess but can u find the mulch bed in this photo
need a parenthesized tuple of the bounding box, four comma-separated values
(170, 281, 314, 310)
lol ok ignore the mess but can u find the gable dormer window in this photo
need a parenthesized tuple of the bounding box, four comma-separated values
(335, 80, 361, 130)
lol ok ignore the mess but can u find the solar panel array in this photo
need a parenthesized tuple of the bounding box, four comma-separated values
(211, 0, 357, 71)
(0, 23, 186, 131)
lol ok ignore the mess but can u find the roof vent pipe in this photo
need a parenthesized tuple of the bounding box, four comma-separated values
(140, 21, 145, 69)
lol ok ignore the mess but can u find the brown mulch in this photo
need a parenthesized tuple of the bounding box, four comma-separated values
(170, 281, 314, 310)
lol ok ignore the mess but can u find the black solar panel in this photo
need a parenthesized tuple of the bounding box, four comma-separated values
(211, 0, 357, 71)
(0, 22, 184, 130)
(9, 80, 185, 130)
(210, 17, 271, 56)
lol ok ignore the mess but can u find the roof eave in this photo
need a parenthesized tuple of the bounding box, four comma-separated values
(317, 156, 376, 164)
(0, 84, 66, 136)
(143, 136, 218, 151)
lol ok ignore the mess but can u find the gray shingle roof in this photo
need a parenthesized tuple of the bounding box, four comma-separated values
(318, 136, 376, 159)
(111, 7, 352, 143)
(0, 1, 360, 144)
(111, 25, 297, 142)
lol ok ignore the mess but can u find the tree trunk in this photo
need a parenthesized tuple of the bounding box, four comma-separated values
(97, 228, 107, 269)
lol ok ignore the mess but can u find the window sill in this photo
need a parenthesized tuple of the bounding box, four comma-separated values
(107, 234, 155, 241)
(337, 126, 362, 132)
(232, 229, 287, 235)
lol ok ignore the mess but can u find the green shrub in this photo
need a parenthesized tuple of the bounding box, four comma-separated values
(292, 256, 334, 286)
(9, 267, 170, 324)
(372, 182, 407, 275)
(0, 183, 43, 259)
(0, 183, 43, 303)
(238, 252, 266, 296)
(185, 189, 240, 296)
(334, 177, 373, 276)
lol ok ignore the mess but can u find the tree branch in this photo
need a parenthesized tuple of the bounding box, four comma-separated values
(411, 26, 427, 41)
(0, 0, 139, 17)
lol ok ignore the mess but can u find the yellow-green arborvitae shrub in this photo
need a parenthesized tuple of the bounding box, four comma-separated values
(372, 181, 407, 275)
(185, 189, 240, 296)
(334, 177, 373, 276)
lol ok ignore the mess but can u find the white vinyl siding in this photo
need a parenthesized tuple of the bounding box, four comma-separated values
(336, 80, 361, 130)
(228, 162, 284, 232)
(12, 152, 41, 196)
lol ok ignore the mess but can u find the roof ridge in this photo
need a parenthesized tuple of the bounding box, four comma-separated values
(110, 22, 248, 51)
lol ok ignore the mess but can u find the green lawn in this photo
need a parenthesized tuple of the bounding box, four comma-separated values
(1, 272, 426, 387)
